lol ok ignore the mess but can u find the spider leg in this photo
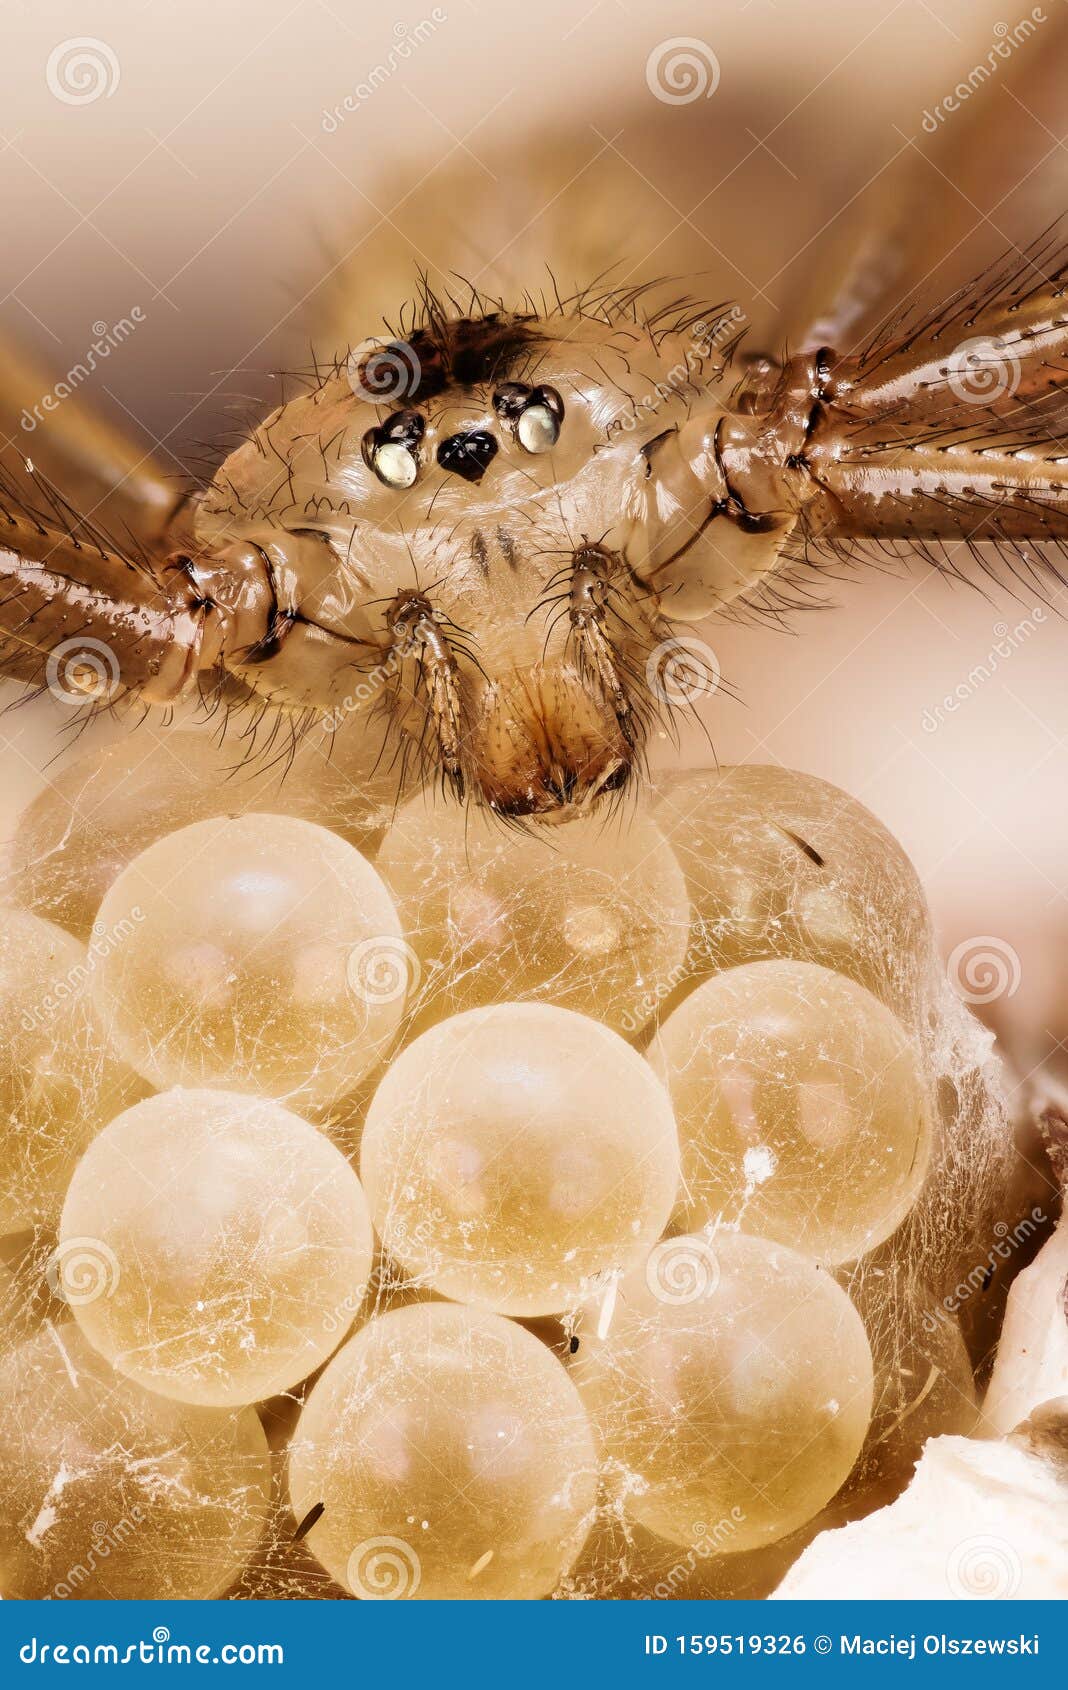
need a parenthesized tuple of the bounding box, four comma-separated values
(783, 9, 1068, 357)
(0, 331, 188, 549)
(0, 458, 272, 705)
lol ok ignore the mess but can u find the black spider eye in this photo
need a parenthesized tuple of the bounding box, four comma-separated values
(362, 409, 424, 489)
(492, 383, 563, 453)
(437, 430, 498, 483)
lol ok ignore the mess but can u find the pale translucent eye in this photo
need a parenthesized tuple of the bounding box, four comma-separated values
(372, 441, 418, 488)
(517, 402, 560, 453)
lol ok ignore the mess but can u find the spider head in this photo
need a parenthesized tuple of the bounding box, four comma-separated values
(196, 296, 779, 815)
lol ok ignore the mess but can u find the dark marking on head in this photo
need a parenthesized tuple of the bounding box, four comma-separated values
(472, 530, 489, 575)
(355, 316, 542, 405)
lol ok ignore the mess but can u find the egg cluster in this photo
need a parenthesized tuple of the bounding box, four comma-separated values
(0, 730, 989, 1600)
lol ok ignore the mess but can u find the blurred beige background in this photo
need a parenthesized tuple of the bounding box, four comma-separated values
(2, 0, 1066, 1076)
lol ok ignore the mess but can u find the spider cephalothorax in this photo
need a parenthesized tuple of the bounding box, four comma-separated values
(183, 293, 752, 815)
(5, 262, 1068, 816)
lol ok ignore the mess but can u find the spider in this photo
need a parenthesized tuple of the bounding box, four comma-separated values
(3, 56, 1068, 819)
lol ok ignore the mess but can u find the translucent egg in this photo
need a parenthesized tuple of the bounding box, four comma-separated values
(653, 765, 936, 1024)
(289, 1301, 597, 1599)
(0, 1324, 269, 1598)
(375, 796, 690, 1036)
(91, 812, 406, 1108)
(60, 1089, 375, 1407)
(359, 1003, 679, 1315)
(0, 906, 140, 1236)
(6, 725, 404, 939)
(573, 1230, 874, 1552)
(655, 960, 932, 1262)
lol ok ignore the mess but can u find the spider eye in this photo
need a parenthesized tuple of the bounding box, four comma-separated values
(492, 383, 564, 452)
(517, 401, 560, 453)
(371, 441, 418, 488)
(362, 409, 424, 489)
